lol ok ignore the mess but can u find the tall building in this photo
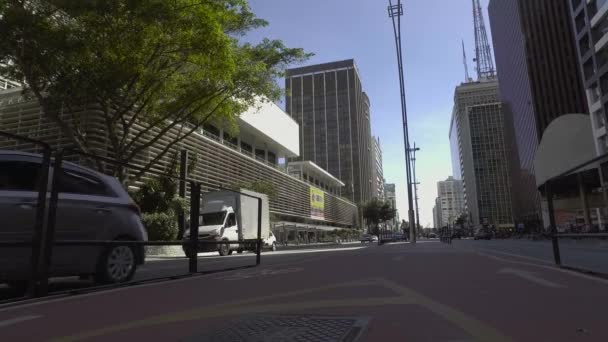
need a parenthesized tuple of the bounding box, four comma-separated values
(437, 176, 465, 227)
(285, 59, 374, 204)
(371, 136, 384, 199)
(570, 0, 608, 156)
(433, 197, 442, 228)
(384, 183, 399, 228)
(489, 0, 588, 226)
(450, 79, 514, 228)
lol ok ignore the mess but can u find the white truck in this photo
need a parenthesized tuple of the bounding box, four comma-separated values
(183, 189, 272, 257)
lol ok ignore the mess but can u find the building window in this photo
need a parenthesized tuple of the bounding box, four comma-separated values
(595, 109, 606, 128)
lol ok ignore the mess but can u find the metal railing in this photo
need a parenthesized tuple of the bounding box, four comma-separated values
(0, 131, 265, 301)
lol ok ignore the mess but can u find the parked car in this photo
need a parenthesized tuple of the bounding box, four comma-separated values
(393, 232, 406, 241)
(474, 229, 492, 240)
(0, 151, 147, 289)
(360, 234, 378, 243)
(428, 233, 437, 239)
(264, 231, 277, 251)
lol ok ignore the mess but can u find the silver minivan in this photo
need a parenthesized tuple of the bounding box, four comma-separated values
(0, 151, 147, 287)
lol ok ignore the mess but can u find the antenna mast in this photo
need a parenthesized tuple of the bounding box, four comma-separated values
(472, 0, 495, 80)
(462, 40, 471, 82)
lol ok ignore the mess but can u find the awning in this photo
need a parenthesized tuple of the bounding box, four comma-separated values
(534, 114, 597, 187)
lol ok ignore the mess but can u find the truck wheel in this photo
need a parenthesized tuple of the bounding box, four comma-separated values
(271, 242, 277, 252)
(219, 242, 230, 256)
(237, 249, 243, 254)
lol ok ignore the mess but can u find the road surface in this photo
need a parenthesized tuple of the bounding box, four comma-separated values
(453, 238, 608, 274)
(0, 240, 607, 341)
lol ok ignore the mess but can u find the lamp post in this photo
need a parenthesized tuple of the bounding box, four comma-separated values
(388, 0, 417, 244)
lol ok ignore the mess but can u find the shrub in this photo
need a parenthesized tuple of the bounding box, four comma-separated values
(142, 212, 178, 241)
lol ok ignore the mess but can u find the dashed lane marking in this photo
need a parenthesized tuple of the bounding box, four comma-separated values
(0, 315, 41, 328)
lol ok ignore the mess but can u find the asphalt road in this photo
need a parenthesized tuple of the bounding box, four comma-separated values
(1, 240, 608, 341)
(453, 238, 608, 274)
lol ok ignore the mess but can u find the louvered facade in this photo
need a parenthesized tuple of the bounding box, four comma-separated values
(0, 89, 358, 228)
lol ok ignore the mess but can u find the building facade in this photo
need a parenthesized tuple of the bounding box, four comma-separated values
(0, 88, 358, 229)
(437, 176, 465, 227)
(570, 0, 608, 155)
(449, 79, 514, 228)
(433, 197, 442, 229)
(285, 59, 374, 205)
(371, 136, 384, 199)
(384, 183, 399, 228)
(489, 0, 589, 227)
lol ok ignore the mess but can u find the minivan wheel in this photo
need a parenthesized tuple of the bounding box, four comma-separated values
(218, 241, 230, 256)
(95, 244, 136, 284)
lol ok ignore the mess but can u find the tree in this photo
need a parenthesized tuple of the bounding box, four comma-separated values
(379, 201, 396, 227)
(229, 180, 278, 201)
(0, 0, 311, 184)
(362, 198, 396, 234)
(362, 198, 382, 233)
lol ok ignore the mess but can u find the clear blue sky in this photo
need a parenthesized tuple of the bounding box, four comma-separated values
(246, 0, 492, 227)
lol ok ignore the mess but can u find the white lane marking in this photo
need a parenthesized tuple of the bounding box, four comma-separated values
(498, 268, 566, 288)
(475, 248, 553, 265)
(213, 267, 304, 281)
(475, 250, 608, 286)
(0, 315, 41, 328)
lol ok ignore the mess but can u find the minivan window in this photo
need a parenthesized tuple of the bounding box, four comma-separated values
(0, 161, 41, 191)
(58, 170, 111, 196)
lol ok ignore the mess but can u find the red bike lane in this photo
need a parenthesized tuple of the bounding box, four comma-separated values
(0, 242, 605, 341)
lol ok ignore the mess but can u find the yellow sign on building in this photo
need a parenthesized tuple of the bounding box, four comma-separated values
(310, 187, 325, 220)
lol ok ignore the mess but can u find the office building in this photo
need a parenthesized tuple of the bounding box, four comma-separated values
(433, 197, 442, 228)
(371, 136, 384, 199)
(449, 79, 514, 227)
(285, 59, 374, 204)
(437, 176, 465, 227)
(489, 0, 589, 226)
(570, 0, 608, 155)
(384, 183, 399, 228)
(0, 88, 358, 229)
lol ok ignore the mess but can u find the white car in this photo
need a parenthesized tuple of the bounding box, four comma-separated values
(264, 231, 277, 251)
(0, 151, 147, 288)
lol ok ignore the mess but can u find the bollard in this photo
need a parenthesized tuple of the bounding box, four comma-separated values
(189, 183, 201, 273)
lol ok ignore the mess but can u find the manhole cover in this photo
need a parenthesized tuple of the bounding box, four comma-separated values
(182, 314, 369, 342)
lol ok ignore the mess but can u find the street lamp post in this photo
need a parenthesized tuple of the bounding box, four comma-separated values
(409, 142, 421, 237)
(388, 0, 417, 244)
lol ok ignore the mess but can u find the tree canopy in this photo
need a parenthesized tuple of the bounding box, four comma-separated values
(362, 197, 396, 232)
(0, 0, 311, 183)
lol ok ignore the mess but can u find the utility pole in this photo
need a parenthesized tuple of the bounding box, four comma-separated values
(410, 142, 421, 237)
(388, 0, 417, 244)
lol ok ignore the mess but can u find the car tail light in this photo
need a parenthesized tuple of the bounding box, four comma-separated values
(128, 202, 142, 217)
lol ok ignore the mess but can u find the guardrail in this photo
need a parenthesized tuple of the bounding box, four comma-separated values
(0, 131, 265, 301)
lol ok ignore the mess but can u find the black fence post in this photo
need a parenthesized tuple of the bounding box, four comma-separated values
(256, 197, 262, 266)
(27, 147, 52, 298)
(37, 149, 63, 297)
(177, 150, 188, 239)
(189, 182, 201, 273)
(545, 181, 562, 265)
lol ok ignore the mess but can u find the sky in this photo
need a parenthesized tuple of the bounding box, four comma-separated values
(246, 0, 492, 227)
